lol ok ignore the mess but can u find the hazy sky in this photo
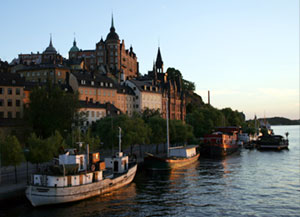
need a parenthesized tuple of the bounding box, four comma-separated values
(0, 0, 299, 120)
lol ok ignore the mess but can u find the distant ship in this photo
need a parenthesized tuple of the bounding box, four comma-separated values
(256, 134, 289, 150)
(201, 127, 239, 157)
(144, 100, 200, 170)
(26, 129, 137, 207)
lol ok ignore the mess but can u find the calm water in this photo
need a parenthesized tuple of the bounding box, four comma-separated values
(2, 125, 300, 217)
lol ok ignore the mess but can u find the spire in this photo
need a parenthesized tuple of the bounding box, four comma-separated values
(49, 33, 53, 47)
(155, 47, 163, 71)
(110, 13, 115, 32)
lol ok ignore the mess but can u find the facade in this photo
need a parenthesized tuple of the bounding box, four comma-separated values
(70, 71, 118, 105)
(79, 100, 121, 131)
(0, 73, 25, 119)
(69, 17, 139, 81)
(116, 85, 135, 116)
(125, 79, 162, 113)
(17, 64, 69, 84)
(147, 48, 186, 121)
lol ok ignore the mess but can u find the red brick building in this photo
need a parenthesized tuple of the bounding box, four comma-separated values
(69, 16, 139, 82)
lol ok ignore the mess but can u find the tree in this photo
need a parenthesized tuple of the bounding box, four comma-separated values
(26, 131, 65, 167)
(169, 120, 194, 145)
(25, 83, 79, 138)
(148, 116, 166, 153)
(0, 135, 24, 183)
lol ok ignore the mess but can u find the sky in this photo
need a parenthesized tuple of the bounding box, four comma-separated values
(0, 0, 299, 120)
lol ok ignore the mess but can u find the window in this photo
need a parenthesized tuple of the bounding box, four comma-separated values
(115, 52, 118, 56)
(44, 72, 47, 76)
(8, 88, 12, 95)
(0, 88, 3, 94)
(7, 112, 12, 118)
(97, 112, 99, 117)
(110, 83, 113, 87)
(85, 90, 88, 94)
(58, 71, 61, 76)
(86, 111, 89, 117)
(16, 88, 20, 95)
(110, 51, 113, 56)
(7, 99, 12, 107)
(16, 100, 20, 107)
(100, 82, 103, 87)
(0, 112, 3, 118)
(103, 91, 106, 96)
(37, 72, 40, 76)
(80, 90, 83, 94)
(0, 99, 3, 106)
(91, 111, 94, 117)
(98, 90, 101, 95)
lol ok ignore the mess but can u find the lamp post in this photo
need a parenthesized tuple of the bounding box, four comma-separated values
(53, 158, 65, 177)
(24, 148, 30, 182)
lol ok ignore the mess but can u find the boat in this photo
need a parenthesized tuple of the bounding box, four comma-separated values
(256, 134, 289, 150)
(201, 127, 239, 157)
(144, 145, 200, 170)
(143, 100, 200, 170)
(26, 128, 137, 207)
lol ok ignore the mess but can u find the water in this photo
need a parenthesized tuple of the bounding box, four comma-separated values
(1, 125, 299, 217)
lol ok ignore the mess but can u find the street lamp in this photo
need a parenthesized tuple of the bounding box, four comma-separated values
(53, 158, 65, 177)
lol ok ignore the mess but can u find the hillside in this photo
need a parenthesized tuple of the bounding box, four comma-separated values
(258, 117, 300, 126)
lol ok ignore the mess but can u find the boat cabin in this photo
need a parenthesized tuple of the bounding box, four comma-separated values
(59, 149, 87, 172)
(104, 152, 129, 173)
(169, 146, 197, 158)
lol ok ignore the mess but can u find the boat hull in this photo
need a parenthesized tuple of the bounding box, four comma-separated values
(144, 153, 200, 170)
(201, 144, 238, 157)
(26, 164, 137, 207)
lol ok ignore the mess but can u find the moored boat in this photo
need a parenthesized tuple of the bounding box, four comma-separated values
(201, 127, 239, 157)
(143, 99, 200, 170)
(26, 129, 137, 207)
(144, 146, 200, 170)
(256, 134, 289, 150)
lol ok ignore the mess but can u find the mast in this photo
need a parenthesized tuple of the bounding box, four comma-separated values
(118, 127, 122, 153)
(166, 98, 170, 157)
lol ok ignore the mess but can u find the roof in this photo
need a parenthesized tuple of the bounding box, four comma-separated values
(155, 47, 163, 69)
(106, 16, 119, 41)
(116, 84, 135, 95)
(79, 101, 121, 116)
(0, 72, 25, 87)
(44, 37, 57, 54)
(17, 64, 70, 71)
(69, 39, 79, 52)
(128, 79, 161, 93)
(72, 71, 116, 89)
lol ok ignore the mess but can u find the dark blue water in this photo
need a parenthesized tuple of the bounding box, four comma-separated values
(2, 125, 300, 216)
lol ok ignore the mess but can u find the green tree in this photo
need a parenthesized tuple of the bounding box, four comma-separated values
(148, 116, 166, 153)
(169, 120, 194, 145)
(25, 83, 79, 138)
(0, 135, 24, 183)
(26, 131, 65, 167)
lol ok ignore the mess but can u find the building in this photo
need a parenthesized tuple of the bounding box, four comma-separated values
(79, 100, 121, 131)
(147, 47, 186, 121)
(116, 84, 135, 116)
(68, 16, 139, 81)
(17, 64, 69, 84)
(0, 72, 25, 119)
(69, 71, 118, 105)
(125, 79, 162, 113)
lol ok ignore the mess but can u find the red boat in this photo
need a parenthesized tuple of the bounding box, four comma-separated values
(202, 127, 239, 157)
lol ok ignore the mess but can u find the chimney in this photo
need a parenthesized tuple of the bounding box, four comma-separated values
(208, 90, 210, 105)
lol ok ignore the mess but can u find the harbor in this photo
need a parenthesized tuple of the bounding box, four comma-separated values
(0, 125, 299, 216)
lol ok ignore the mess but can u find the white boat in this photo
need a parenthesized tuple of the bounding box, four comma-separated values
(26, 129, 137, 207)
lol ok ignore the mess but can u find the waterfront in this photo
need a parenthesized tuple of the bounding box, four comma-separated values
(1, 125, 299, 217)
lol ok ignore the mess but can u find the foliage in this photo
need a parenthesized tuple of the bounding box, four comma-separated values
(26, 131, 65, 164)
(147, 116, 166, 145)
(93, 115, 151, 150)
(141, 108, 161, 122)
(25, 82, 79, 138)
(220, 108, 245, 126)
(0, 135, 24, 183)
(169, 120, 194, 144)
(186, 105, 224, 137)
(0, 135, 24, 167)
